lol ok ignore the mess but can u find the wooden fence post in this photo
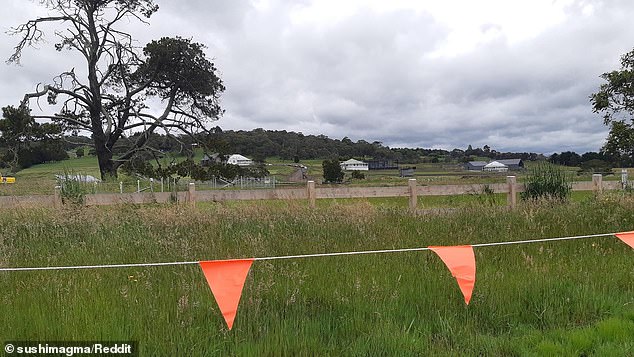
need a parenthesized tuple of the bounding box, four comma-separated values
(54, 185, 62, 209)
(188, 182, 196, 207)
(408, 178, 417, 211)
(307, 180, 316, 208)
(592, 174, 603, 193)
(506, 176, 517, 209)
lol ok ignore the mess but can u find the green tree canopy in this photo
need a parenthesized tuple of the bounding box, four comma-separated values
(591, 48, 634, 163)
(0, 106, 65, 172)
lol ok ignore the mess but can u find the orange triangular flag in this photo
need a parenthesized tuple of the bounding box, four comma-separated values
(199, 259, 254, 330)
(615, 231, 634, 249)
(428, 245, 476, 305)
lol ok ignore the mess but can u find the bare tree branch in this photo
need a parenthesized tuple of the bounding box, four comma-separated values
(32, 115, 92, 130)
(8, 1, 222, 179)
(7, 15, 76, 64)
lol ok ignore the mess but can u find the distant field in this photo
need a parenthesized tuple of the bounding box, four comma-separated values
(1, 155, 627, 197)
(1, 196, 634, 355)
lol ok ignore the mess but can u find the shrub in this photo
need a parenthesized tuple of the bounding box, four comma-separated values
(578, 159, 612, 175)
(351, 171, 365, 180)
(521, 162, 571, 201)
(75, 147, 85, 158)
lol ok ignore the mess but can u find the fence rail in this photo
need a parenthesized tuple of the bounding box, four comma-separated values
(0, 174, 627, 209)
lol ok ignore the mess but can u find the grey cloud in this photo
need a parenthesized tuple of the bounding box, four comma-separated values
(1, 0, 633, 154)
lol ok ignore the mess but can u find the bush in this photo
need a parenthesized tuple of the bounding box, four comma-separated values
(75, 147, 85, 158)
(578, 159, 612, 175)
(521, 162, 571, 201)
(351, 171, 365, 180)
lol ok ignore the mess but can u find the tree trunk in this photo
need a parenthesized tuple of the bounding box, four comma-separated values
(85, 5, 116, 180)
(94, 134, 117, 180)
(97, 150, 117, 180)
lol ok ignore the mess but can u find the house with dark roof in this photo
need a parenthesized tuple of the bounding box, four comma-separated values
(465, 161, 488, 171)
(200, 153, 222, 167)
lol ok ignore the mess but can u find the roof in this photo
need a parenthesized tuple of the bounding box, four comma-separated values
(467, 161, 488, 167)
(228, 154, 251, 161)
(341, 159, 367, 165)
(484, 161, 508, 168)
(497, 159, 523, 165)
(202, 153, 220, 160)
(201, 153, 221, 162)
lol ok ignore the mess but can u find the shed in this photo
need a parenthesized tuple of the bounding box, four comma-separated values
(368, 160, 398, 170)
(465, 161, 487, 171)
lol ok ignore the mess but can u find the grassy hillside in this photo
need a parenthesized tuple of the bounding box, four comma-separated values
(1, 156, 100, 196)
(1, 196, 634, 355)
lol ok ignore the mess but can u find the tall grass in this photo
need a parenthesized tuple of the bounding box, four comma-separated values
(522, 162, 572, 201)
(55, 168, 97, 205)
(1, 197, 634, 355)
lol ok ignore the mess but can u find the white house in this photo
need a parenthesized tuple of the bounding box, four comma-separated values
(483, 161, 509, 172)
(340, 159, 369, 171)
(227, 154, 253, 166)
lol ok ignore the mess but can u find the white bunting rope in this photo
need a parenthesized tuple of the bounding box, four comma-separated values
(0, 232, 623, 272)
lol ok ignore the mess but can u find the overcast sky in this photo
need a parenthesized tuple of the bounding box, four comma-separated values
(1, 0, 633, 154)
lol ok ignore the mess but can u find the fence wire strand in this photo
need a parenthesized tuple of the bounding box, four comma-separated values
(0, 232, 625, 272)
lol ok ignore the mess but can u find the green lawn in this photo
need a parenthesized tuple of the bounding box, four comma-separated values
(0, 156, 100, 196)
(16, 155, 101, 177)
(1, 196, 634, 355)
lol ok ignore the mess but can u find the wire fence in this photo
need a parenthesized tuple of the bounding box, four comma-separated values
(86, 176, 279, 194)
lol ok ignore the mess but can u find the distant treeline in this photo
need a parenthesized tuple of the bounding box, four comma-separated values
(61, 128, 549, 165)
(212, 129, 547, 164)
(549, 151, 631, 173)
(58, 129, 629, 173)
